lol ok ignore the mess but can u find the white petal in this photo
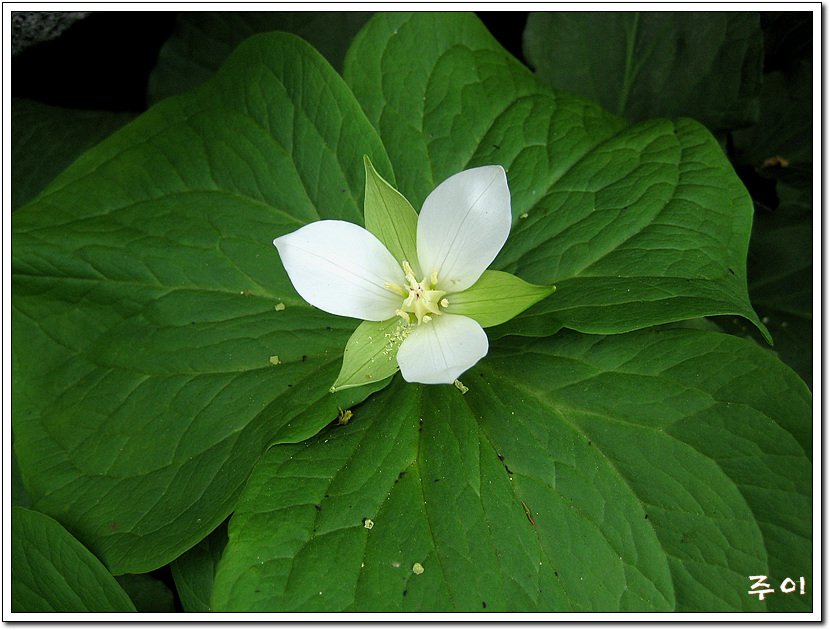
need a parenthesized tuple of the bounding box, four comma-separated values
(274, 220, 403, 321)
(417, 165, 511, 293)
(397, 314, 488, 384)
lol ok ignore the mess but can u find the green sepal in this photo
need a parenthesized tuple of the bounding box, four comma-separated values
(331, 317, 409, 391)
(444, 270, 555, 328)
(362, 155, 420, 274)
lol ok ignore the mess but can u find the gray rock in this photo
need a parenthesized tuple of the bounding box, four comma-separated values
(11, 11, 89, 55)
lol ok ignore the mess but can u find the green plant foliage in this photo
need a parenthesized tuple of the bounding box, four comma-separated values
(171, 523, 228, 612)
(13, 32, 394, 575)
(115, 574, 176, 612)
(11, 10, 813, 614)
(11, 98, 134, 210)
(523, 12, 763, 131)
(12, 507, 136, 612)
(11, 447, 32, 508)
(729, 49, 812, 385)
(733, 60, 812, 171)
(148, 11, 372, 103)
(344, 12, 768, 340)
(210, 328, 810, 612)
(718, 181, 813, 386)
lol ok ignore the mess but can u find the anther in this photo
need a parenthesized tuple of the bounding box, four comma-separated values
(402, 261, 418, 285)
(440, 298, 449, 308)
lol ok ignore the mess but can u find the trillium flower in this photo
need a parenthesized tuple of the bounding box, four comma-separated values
(274, 159, 554, 390)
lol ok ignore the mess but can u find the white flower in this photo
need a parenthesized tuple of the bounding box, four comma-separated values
(273, 165, 511, 385)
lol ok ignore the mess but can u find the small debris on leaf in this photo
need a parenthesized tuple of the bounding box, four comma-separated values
(269, 355, 282, 365)
(454, 379, 469, 394)
(412, 562, 424, 575)
(274, 302, 286, 311)
(521, 500, 536, 526)
(761, 155, 790, 169)
(337, 408, 353, 425)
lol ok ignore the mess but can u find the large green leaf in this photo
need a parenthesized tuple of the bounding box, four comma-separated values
(345, 12, 624, 212)
(498, 117, 770, 339)
(344, 13, 767, 339)
(210, 328, 811, 611)
(12, 33, 394, 575)
(12, 507, 136, 612)
(522, 12, 763, 131)
(11, 98, 134, 210)
(148, 11, 372, 103)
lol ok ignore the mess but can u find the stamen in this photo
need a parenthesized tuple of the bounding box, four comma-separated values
(402, 261, 418, 285)
(396, 262, 447, 326)
(384, 282, 407, 297)
(440, 298, 449, 308)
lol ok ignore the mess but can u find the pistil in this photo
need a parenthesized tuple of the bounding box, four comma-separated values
(393, 260, 447, 325)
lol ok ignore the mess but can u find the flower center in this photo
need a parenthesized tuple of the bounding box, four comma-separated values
(386, 261, 449, 325)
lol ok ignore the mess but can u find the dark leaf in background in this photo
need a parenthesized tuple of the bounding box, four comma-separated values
(523, 12, 763, 131)
(749, 183, 812, 320)
(115, 573, 177, 613)
(11, 98, 134, 210)
(717, 181, 812, 386)
(732, 59, 812, 171)
(171, 522, 228, 612)
(148, 11, 372, 103)
(726, 14, 812, 386)
(11, 447, 32, 508)
(760, 11, 813, 74)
